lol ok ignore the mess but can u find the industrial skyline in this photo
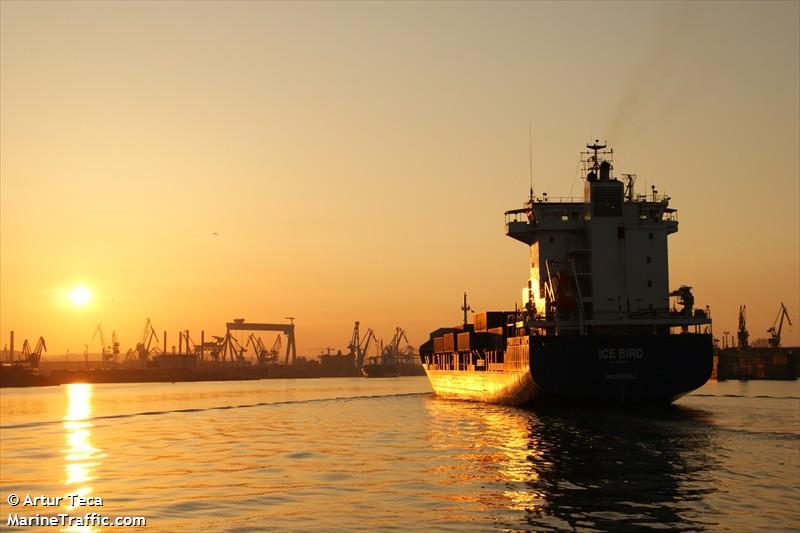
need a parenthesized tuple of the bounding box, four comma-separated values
(1, 1, 798, 355)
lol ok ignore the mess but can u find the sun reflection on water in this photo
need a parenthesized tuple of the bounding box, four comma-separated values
(62, 384, 104, 532)
(423, 399, 549, 517)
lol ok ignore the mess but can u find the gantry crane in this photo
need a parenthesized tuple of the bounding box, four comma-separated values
(767, 303, 792, 348)
(225, 319, 297, 364)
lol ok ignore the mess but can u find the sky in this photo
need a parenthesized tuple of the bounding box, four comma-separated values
(1, 0, 798, 357)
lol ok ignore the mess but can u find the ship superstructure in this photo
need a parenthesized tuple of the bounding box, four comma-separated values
(420, 142, 714, 405)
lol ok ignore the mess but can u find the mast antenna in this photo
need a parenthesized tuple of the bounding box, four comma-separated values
(528, 120, 534, 201)
(461, 292, 473, 327)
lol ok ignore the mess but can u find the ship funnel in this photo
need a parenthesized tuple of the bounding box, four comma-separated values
(600, 161, 611, 181)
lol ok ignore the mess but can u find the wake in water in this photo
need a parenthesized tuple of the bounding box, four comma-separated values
(0, 392, 431, 430)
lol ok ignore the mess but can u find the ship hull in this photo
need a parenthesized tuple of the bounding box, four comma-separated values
(423, 368, 540, 404)
(362, 363, 401, 378)
(424, 333, 713, 406)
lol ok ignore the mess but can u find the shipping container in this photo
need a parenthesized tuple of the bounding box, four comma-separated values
(433, 337, 444, 354)
(474, 311, 510, 332)
(457, 332, 471, 352)
(443, 333, 455, 352)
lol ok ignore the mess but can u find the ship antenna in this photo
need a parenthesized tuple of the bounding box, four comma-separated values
(462, 292, 472, 327)
(528, 120, 534, 201)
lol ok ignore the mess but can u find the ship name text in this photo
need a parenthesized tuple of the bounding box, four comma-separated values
(598, 348, 644, 360)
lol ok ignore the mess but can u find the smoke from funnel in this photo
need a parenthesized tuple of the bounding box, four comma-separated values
(608, 3, 700, 141)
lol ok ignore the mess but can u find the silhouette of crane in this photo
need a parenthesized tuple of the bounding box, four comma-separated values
(21, 337, 46, 368)
(767, 303, 792, 348)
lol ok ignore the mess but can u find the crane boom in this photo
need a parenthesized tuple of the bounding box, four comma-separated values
(135, 318, 159, 363)
(357, 329, 374, 369)
(93, 323, 115, 361)
(348, 321, 361, 357)
(767, 303, 793, 348)
(21, 337, 46, 368)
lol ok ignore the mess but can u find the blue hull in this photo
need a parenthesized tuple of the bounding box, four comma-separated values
(529, 334, 713, 404)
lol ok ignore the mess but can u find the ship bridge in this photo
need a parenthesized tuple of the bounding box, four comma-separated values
(504, 141, 706, 336)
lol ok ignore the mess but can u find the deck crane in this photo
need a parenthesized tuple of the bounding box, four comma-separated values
(21, 337, 46, 368)
(135, 318, 159, 363)
(767, 303, 792, 348)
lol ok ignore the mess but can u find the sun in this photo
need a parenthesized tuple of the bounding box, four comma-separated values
(69, 286, 91, 306)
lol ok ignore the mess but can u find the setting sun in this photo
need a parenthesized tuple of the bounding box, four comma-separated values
(69, 287, 91, 307)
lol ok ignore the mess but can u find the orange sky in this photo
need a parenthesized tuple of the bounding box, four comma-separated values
(1, 1, 798, 356)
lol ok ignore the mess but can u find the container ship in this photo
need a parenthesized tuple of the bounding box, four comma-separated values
(419, 141, 714, 405)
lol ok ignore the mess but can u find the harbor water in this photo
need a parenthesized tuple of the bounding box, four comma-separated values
(1, 377, 798, 531)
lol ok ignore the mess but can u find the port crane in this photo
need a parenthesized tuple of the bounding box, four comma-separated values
(225, 319, 297, 364)
(245, 334, 283, 364)
(91, 324, 108, 361)
(385, 327, 410, 355)
(737, 305, 749, 349)
(111, 331, 120, 360)
(381, 327, 410, 364)
(347, 321, 375, 369)
(245, 334, 260, 361)
(244, 334, 278, 364)
(177, 330, 202, 356)
(92, 324, 119, 362)
(268, 335, 281, 362)
(213, 332, 246, 364)
(135, 318, 159, 363)
(21, 337, 46, 368)
(767, 303, 792, 348)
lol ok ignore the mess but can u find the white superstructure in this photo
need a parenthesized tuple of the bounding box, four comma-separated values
(505, 141, 710, 335)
